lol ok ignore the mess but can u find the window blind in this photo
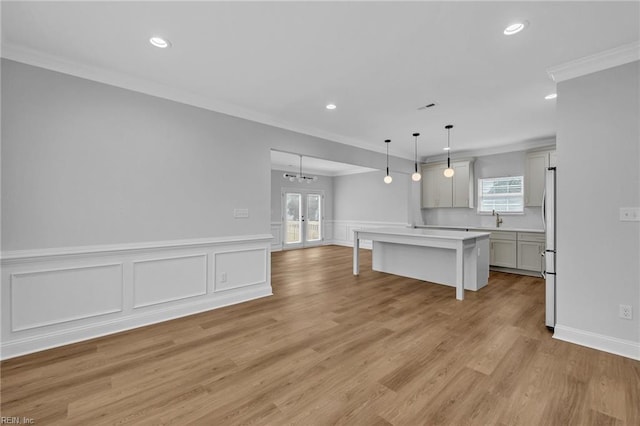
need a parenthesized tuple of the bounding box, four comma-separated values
(478, 176, 524, 213)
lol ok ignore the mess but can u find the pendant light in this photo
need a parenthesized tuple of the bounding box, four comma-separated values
(443, 125, 455, 178)
(411, 132, 421, 182)
(383, 139, 392, 184)
(282, 155, 318, 183)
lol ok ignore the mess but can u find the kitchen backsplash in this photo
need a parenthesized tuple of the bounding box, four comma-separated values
(420, 207, 545, 230)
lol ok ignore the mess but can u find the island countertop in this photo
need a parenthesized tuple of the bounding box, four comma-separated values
(353, 227, 490, 300)
(354, 226, 491, 240)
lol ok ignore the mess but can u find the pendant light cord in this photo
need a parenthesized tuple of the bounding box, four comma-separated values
(413, 133, 419, 173)
(385, 139, 390, 176)
(446, 125, 452, 168)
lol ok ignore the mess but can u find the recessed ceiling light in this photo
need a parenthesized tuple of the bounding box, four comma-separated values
(443, 147, 451, 151)
(545, 93, 558, 100)
(326, 104, 337, 110)
(503, 21, 528, 35)
(149, 36, 171, 48)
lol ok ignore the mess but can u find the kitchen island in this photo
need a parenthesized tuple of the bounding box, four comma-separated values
(353, 227, 490, 300)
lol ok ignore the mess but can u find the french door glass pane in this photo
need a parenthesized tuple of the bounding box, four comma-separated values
(306, 194, 321, 242)
(285, 193, 301, 244)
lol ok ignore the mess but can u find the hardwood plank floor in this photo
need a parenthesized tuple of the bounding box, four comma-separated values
(1, 245, 638, 425)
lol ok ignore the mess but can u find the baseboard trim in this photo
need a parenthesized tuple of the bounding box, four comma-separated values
(489, 266, 542, 277)
(553, 324, 640, 361)
(331, 240, 372, 250)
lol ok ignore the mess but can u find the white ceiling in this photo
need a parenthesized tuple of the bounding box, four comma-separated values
(2, 1, 639, 163)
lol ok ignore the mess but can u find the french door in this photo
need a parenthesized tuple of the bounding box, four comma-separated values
(283, 190, 324, 249)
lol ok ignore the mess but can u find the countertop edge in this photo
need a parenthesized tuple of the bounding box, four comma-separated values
(354, 227, 491, 241)
(415, 225, 545, 233)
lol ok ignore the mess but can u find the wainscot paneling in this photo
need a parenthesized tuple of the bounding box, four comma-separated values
(214, 248, 267, 292)
(271, 220, 406, 250)
(0, 235, 272, 360)
(270, 222, 282, 251)
(11, 263, 123, 332)
(133, 254, 207, 309)
(328, 220, 410, 249)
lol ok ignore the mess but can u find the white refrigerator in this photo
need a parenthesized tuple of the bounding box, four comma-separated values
(544, 167, 557, 330)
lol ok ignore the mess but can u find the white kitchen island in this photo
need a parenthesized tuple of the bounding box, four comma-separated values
(353, 227, 490, 300)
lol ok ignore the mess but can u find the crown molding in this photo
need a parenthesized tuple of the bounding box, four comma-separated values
(547, 41, 640, 83)
(1, 42, 405, 158)
(423, 136, 556, 163)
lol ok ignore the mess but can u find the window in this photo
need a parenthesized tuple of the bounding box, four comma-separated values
(478, 176, 524, 213)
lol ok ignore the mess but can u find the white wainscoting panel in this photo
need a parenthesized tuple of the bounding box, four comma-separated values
(324, 221, 333, 244)
(133, 254, 207, 309)
(271, 222, 282, 252)
(10, 263, 123, 332)
(329, 220, 410, 249)
(1, 234, 272, 360)
(214, 249, 267, 292)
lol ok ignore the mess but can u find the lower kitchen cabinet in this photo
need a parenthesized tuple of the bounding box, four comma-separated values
(516, 232, 546, 272)
(490, 232, 517, 268)
(437, 227, 545, 274)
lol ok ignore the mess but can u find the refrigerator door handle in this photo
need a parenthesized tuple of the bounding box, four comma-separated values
(540, 251, 546, 279)
(542, 188, 546, 230)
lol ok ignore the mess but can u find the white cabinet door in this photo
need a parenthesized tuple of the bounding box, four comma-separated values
(422, 160, 473, 208)
(422, 163, 452, 208)
(437, 165, 453, 208)
(421, 166, 439, 208)
(525, 151, 549, 207)
(490, 239, 517, 268)
(452, 161, 470, 208)
(517, 241, 544, 271)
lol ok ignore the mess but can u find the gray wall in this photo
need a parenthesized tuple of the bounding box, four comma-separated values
(1, 60, 411, 251)
(1, 59, 269, 249)
(422, 151, 545, 230)
(334, 170, 411, 223)
(557, 61, 639, 344)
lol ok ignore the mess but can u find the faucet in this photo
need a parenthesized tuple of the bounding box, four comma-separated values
(492, 210, 503, 228)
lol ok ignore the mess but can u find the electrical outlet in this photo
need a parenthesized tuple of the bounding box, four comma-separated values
(220, 272, 227, 283)
(619, 207, 640, 222)
(619, 304, 632, 320)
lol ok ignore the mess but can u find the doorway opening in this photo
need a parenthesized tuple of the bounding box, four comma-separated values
(283, 190, 324, 249)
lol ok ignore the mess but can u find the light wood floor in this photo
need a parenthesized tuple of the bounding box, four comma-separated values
(1, 245, 638, 425)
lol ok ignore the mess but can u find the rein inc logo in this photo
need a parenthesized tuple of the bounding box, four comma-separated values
(0, 417, 34, 424)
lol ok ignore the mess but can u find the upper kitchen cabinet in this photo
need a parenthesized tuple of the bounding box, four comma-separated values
(525, 149, 556, 207)
(421, 160, 474, 208)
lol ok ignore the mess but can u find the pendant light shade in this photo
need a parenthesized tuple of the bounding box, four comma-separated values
(384, 139, 392, 184)
(444, 125, 455, 178)
(411, 132, 422, 182)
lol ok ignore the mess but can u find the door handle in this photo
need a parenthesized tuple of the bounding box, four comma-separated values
(540, 250, 546, 279)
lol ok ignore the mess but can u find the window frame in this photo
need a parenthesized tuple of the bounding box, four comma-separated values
(476, 175, 525, 215)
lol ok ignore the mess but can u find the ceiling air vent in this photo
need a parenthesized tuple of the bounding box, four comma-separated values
(417, 103, 436, 110)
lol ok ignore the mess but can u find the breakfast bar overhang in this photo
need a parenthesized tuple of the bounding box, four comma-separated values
(353, 227, 490, 300)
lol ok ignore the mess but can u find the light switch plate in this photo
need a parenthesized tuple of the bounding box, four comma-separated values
(234, 208, 249, 218)
(619, 207, 640, 222)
